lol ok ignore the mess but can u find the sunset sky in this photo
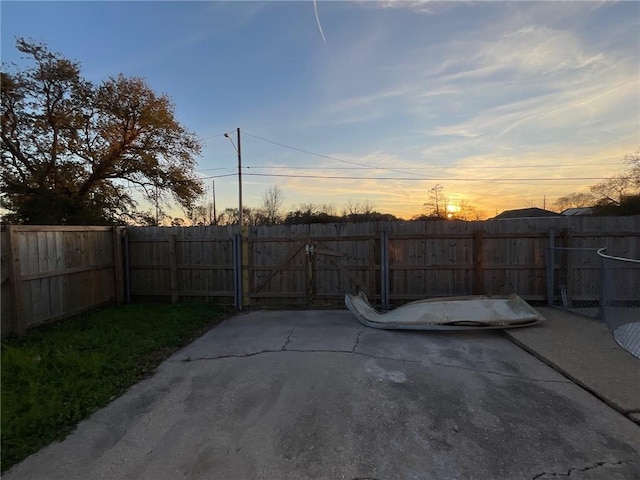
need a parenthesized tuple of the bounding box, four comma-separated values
(2, 1, 638, 220)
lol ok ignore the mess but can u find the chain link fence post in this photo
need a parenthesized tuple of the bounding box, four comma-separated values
(596, 248, 640, 359)
(546, 247, 600, 317)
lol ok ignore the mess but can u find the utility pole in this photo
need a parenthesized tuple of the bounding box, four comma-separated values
(237, 127, 242, 228)
(224, 128, 243, 227)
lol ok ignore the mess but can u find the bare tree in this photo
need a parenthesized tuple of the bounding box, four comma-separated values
(423, 184, 448, 218)
(591, 175, 635, 206)
(185, 204, 208, 225)
(625, 152, 639, 189)
(284, 203, 340, 224)
(217, 207, 262, 226)
(455, 200, 485, 221)
(261, 185, 285, 225)
(217, 208, 238, 226)
(586, 152, 640, 207)
(553, 192, 596, 211)
(298, 203, 337, 216)
(342, 199, 374, 216)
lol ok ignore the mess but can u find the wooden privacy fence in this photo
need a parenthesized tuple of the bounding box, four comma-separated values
(2, 217, 636, 334)
(127, 225, 238, 304)
(1, 226, 124, 336)
(127, 216, 639, 308)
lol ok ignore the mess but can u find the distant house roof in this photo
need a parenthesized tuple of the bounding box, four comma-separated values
(491, 207, 561, 220)
(561, 207, 594, 216)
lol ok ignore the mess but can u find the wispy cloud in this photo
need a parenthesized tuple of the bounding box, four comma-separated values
(360, 0, 454, 15)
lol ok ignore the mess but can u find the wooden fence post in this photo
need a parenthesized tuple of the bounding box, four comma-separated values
(241, 226, 250, 308)
(473, 230, 485, 295)
(380, 230, 389, 310)
(546, 229, 555, 306)
(368, 236, 376, 301)
(169, 235, 178, 304)
(113, 227, 125, 305)
(6, 226, 25, 335)
(233, 233, 242, 309)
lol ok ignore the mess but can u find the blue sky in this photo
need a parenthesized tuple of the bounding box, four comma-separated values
(2, 1, 639, 219)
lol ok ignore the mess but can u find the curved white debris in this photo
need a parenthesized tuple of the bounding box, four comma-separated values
(345, 292, 545, 330)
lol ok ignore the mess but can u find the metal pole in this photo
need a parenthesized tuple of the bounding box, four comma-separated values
(237, 127, 243, 228)
(598, 252, 607, 324)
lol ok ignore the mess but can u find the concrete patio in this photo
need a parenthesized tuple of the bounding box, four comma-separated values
(4, 308, 640, 480)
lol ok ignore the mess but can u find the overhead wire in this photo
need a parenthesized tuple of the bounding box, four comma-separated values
(242, 131, 425, 177)
(191, 131, 622, 187)
(240, 131, 622, 179)
(240, 172, 611, 183)
(243, 162, 621, 171)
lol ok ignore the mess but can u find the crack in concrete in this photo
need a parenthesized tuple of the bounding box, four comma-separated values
(352, 327, 366, 353)
(175, 346, 571, 384)
(531, 460, 635, 479)
(428, 360, 571, 384)
(282, 328, 295, 350)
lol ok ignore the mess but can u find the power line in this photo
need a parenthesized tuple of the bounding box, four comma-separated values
(241, 131, 625, 175)
(200, 173, 238, 180)
(243, 162, 622, 171)
(196, 167, 237, 173)
(122, 171, 610, 190)
(243, 132, 368, 166)
(241, 172, 611, 183)
(243, 131, 425, 177)
(119, 173, 237, 190)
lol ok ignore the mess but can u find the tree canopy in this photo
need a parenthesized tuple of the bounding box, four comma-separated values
(552, 153, 640, 216)
(1, 39, 203, 224)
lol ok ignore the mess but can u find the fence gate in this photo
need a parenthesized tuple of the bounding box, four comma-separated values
(248, 235, 376, 306)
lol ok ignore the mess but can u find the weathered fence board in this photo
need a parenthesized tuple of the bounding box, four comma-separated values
(1, 226, 124, 336)
(127, 226, 238, 303)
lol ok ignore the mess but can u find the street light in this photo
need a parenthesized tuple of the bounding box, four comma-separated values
(224, 128, 242, 227)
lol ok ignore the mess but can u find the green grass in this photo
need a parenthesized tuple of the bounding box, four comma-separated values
(1, 303, 230, 472)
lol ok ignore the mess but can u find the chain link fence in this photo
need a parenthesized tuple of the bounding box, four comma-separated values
(546, 246, 639, 359)
(597, 248, 640, 359)
(546, 247, 601, 317)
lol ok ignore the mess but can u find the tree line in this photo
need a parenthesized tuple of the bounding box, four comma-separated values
(553, 153, 639, 215)
(173, 190, 400, 227)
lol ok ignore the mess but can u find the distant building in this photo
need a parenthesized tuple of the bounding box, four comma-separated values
(491, 207, 561, 220)
(561, 207, 594, 216)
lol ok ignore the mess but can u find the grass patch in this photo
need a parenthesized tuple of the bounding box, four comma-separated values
(1, 303, 230, 472)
